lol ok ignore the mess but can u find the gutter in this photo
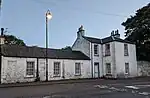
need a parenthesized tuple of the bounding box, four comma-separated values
(36, 58, 40, 81)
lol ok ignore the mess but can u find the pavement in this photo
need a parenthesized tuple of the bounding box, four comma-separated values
(0, 77, 150, 98)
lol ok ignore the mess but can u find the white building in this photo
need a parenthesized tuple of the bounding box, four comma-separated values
(72, 26, 137, 78)
(0, 45, 91, 83)
(0, 26, 138, 84)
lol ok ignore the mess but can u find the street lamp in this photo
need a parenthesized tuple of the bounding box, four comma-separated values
(45, 10, 52, 81)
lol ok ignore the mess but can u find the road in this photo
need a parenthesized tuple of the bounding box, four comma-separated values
(0, 78, 150, 98)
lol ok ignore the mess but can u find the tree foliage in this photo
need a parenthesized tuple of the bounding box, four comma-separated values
(122, 3, 150, 61)
(4, 35, 26, 46)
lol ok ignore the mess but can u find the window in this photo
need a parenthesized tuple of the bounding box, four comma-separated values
(106, 63, 111, 74)
(26, 61, 35, 76)
(105, 44, 110, 56)
(54, 62, 61, 76)
(75, 63, 81, 75)
(124, 44, 129, 56)
(94, 44, 99, 55)
(8, 60, 17, 66)
(125, 63, 129, 74)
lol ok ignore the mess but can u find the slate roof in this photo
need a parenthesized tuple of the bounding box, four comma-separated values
(0, 45, 90, 60)
(83, 36, 134, 44)
(83, 36, 102, 44)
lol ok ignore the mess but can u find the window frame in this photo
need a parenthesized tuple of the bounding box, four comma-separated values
(26, 61, 35, 77)
(53, 62, 61, 77)
(105, 44, 111, 56)
(94, 44, 99, 56)
(124, 44, 129, 56)
(125, 63, 129, 74)
(75, 62, 81, 76)
(106, 63, 111, 74)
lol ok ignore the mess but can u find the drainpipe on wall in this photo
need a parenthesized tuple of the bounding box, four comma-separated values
(0, 28, 5, 83)
(36, 58, 40, 81)
(0, 45, 1, 84)
(101, 45, 104, 77)
(62, 60, 65, 79)
(113, 42, 117, 78)
(90, 43, 93, 78)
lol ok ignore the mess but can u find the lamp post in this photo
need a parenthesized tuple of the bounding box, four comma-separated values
(45, 10, 52, 81)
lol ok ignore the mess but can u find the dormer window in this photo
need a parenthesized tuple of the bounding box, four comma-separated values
(94, 44, 99, 56)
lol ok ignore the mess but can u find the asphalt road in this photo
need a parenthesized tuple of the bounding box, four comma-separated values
(0, 78, 150, 98)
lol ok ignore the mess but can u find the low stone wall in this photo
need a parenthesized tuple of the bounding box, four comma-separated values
(137, 61, 150, 76)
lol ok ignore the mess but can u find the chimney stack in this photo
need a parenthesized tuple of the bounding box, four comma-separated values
(77, 25, 85, 38)
(111, 29, 120, 38)
(1, 28, 4, 36)
(0, 28, 5, 44)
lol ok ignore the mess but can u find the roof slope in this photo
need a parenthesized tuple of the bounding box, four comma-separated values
(83, 36, 134, 44)
(83, 36, 101, 44)
(0, 45, 90, 60)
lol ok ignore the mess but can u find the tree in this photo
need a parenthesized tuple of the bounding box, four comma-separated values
(4, 35, 26, 46)
(122, 3, 150, 61)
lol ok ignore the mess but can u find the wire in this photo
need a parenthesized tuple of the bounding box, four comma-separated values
(30, 0, 128, 18)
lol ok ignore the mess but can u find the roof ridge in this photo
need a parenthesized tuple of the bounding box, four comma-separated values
(83, 36, 101, 40)
(2, 44, 63, 50)
(83, 36, 101, 44)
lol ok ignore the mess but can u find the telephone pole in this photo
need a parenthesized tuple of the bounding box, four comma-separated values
(0, 0, 2, 27)
(0, 0, 2, 16)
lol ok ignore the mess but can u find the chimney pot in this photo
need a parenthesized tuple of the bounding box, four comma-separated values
(1, 28, 4, 36)
(77, 25, 85, 38)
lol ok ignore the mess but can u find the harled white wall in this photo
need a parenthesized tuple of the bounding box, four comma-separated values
(115, 42, 137, 78)
(1, 56, 37, 83)
(72, 37, 90, 57)
(1, 56, 91, 83)
(102, 42, 116, 78)
(91, 43, 103, 77)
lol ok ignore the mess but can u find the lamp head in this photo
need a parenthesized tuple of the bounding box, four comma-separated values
(46, 10, 52, 20)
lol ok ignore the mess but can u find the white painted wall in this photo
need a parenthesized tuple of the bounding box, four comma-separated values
(1, 56, 37, 83)
(1, 56, 91, 83)
(72, 38, 138, 78)
(102, 42, 116, 77)
(72, 37, 90, 57)
(39, 59, 91, 80)
(115, 42, 137, 78)
(91, 43, 103, 77)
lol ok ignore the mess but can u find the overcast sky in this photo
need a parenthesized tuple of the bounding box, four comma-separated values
(1, 0, 149, 48)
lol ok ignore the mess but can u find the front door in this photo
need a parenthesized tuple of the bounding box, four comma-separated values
(94, 63, 100, 78)
(7, 61, 17, 83)
(39, 62, 46, 81)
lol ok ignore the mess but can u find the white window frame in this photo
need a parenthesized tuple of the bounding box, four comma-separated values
(75, 63, 81, 76)
(94, 44, 99, 56)
(53, 62, 61, 77)
(125, 63, 129, 74)
(124, 44, 129, 56)
(26, 61, 35, 77)
(105, 44, 110, 56)
(106, 63, 111, 74)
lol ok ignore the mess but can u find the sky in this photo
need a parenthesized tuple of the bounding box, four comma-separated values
(1, 0, 149, 48)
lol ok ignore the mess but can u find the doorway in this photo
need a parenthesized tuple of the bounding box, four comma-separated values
(94, 62, 100, 78)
